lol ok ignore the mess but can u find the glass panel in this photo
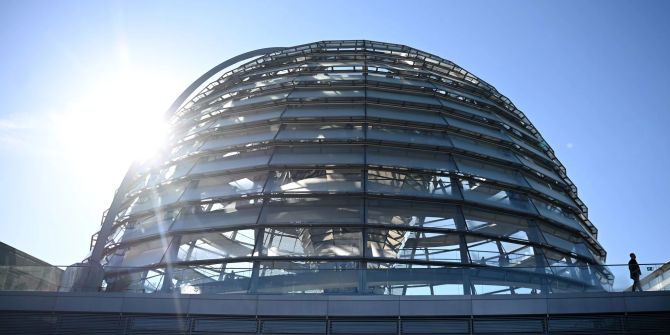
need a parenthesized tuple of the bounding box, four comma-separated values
(176, 118, 215, 138)
(289, 89, 364, 100)
(367, 170, 458, 199)
(294, 73, 365, 83)
(367, 89, 442, 106)
(191, 148, 272, 175)
(439, 98, 496, 120)
(261, 227, 363, 257)
(220, 76, 294, 95)
(544, 250, 590, 283)
(170, 140, 205, 159)
(219, 92, 289, 109)
(367, 146, 455, 172)
(119, 238, 170, 267)
(366, 198, 459, 230)
(460, 179, 537, 214)
(270, 145, 364, 166)
(453, 155, 528, 187)
(127, 181, 188, 215)
(170, 199, 263, 232)
(524, 176, 576, 208)
(257, 261, 359, 294)
(461, 207, 534, 243)
(510, 135, 550, 160)
(367, 229, 461, 262)
(539, 223, 595, 260)
(443, 115, 510, 141)
(450, 134, 520, 163)
(176, 230, 256, 261)
(121, 211, 179, 242)
(367, 124, 452, 148)
(208, 107, 284, 129)
(532, 198, 584, 232)
(268, 169, 362, 193)
(466, 235, 537, 270)
(516, 153, 563, 183)
(172, 262, 254, 294)
(259, 197, 363, 225)
(366, 105, 447, 125)
(366, 263, 466, 295)
(139, 158, 198, 190)
(282, 105, 365, 119)
(276, 123, 364, 141)
(200, 125, 279, 151)
(181, 170, 267, 201)
(366, 74, 437, 90)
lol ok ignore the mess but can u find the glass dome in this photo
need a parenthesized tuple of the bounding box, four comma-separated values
(93, 40, 610, 295)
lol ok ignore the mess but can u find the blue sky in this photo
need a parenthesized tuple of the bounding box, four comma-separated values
(1, 0, 668, 272)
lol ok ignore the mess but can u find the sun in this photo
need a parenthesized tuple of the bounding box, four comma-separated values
(55, 67, 180, 186)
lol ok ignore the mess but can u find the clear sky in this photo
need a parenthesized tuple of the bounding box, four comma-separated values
(1, 0, 668, 273)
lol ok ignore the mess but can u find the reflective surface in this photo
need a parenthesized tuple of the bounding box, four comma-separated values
(93, 40, 609, 294)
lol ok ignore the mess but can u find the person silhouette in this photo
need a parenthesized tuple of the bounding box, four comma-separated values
(628, 253, 642, 292)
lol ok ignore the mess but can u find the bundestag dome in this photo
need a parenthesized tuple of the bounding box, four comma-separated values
(91, 40, 610, 295)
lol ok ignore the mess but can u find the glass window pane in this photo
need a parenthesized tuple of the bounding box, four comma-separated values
(460, 179, 537, 214)
(515, 153, 563, 183)
(539, 223, 596, 260)
(367, 124, 452, 148)
(367, 146, 455, 172)
(120, 211, 179, 242)
(453, 155, 528, 187)
(282, 105, 365, 119)
(171, 199, 263, 232)
(219, 92, 289, 109)
(367, 74, 437, 90)
(208, 107, 284, 129)
(367, 170, 458, 199)
(270, 145, 364, 166)
(367, 229, 461, 262)
(172, 262, 254, 294)
(191, 149, 272, 175)
(509, 136, 550, 160)
(439, 98, 496, 120)
(524, 176, 576, 208)
(176, 230, 256, 262)
(276, 123, 364, 141)
(119, 238, 170, 267)
(127, 181, 188, 215)
(366, 199, 459, 230)
(200, 125, 279, 152)
(466, 235, 537, 270)
(366, 105, 447, 125)
(259, 197, 363, 225)
(170, 140, 205, 159)
(181, 170, 267, 202)
(256, 261, 359, 294)
(268, 169, 362, 193)
(368, 89, 442, 106)
(450, 134, 519, 163)
(289, 89, 364, 100)
(461, 207, 534, 243)
(443, 115, 510, 141)
(261, 227, 362, 257)
(366, 263, 466, 295)
(532, 198, 584, 232)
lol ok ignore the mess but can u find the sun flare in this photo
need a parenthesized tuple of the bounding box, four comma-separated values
(55, 68, 178, 182)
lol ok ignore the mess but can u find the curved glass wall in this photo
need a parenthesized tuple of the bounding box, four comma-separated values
(96, 40, 609, 295)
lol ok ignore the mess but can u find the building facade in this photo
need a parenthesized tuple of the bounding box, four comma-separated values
(90, 40, 609, 295)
